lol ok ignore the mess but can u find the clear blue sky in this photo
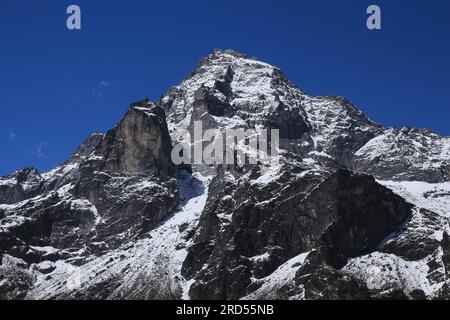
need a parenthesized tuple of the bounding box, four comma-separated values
(1, 0, 449, 175)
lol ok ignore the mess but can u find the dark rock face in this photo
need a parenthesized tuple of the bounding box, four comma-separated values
(443, 232, 450, 277)
(317, 171, 413, 268)
(379, 208, 444, 261)
(293, 250, 372, 300)
(0, 100, 179, 298)
(0, 254, 34, 299)
(265, 100, 310, 140)
(100, 103, 174, 177)
(182, 169, 412, 299)
(0, 168, 43, 205)
(3, 191, 97, 253)
(194, 87, 234, 118)
(189, 87, 228, 133)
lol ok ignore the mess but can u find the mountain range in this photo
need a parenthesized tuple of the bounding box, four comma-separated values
(1, 49, 449, 300)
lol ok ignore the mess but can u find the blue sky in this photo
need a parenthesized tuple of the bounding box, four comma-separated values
(1, 0, 449, 175)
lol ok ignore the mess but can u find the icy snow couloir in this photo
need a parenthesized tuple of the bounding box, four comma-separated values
(1, 49, 450, 300)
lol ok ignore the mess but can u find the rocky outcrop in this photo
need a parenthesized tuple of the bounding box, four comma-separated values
(0, 100, 178, 298)
(0, 168, 43, 205)
(354, 127, 450, 183)
(100, 100, 175, 177)
(182, 169, 412, 299)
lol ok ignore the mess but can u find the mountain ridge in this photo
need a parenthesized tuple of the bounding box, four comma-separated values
(1, 49, 449, 300)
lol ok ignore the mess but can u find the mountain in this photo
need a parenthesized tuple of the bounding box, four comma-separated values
(1, 49, 449, 300)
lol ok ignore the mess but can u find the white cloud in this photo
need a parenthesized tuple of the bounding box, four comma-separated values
(98, 80, 111, 88)
(92, 80, 113, 97)
(91, 89, 103, 97)
(34, 142, 47, 158)
(8, 132, 16, 141)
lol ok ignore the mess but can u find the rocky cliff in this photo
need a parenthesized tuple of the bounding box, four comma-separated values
(1, 49, 449, 300)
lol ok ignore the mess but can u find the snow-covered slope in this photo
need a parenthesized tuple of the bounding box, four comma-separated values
(27, 171, 211, 300)
(2, 49, 450, 300)
(161, 50, 382, 165)
(355, 127, 450, 182)
(379, 180, 450, 218)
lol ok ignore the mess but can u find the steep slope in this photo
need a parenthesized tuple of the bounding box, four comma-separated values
(355, 127, 450, 182)
(182, 169, 412, 300)
(157, 50, 450, 299)
(1, 49, 449, 300)
(0, 100, 178, 298)
(159, 49, 450, 181)
(26, 171, 211, 300)
(160, 49, 382, 168)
